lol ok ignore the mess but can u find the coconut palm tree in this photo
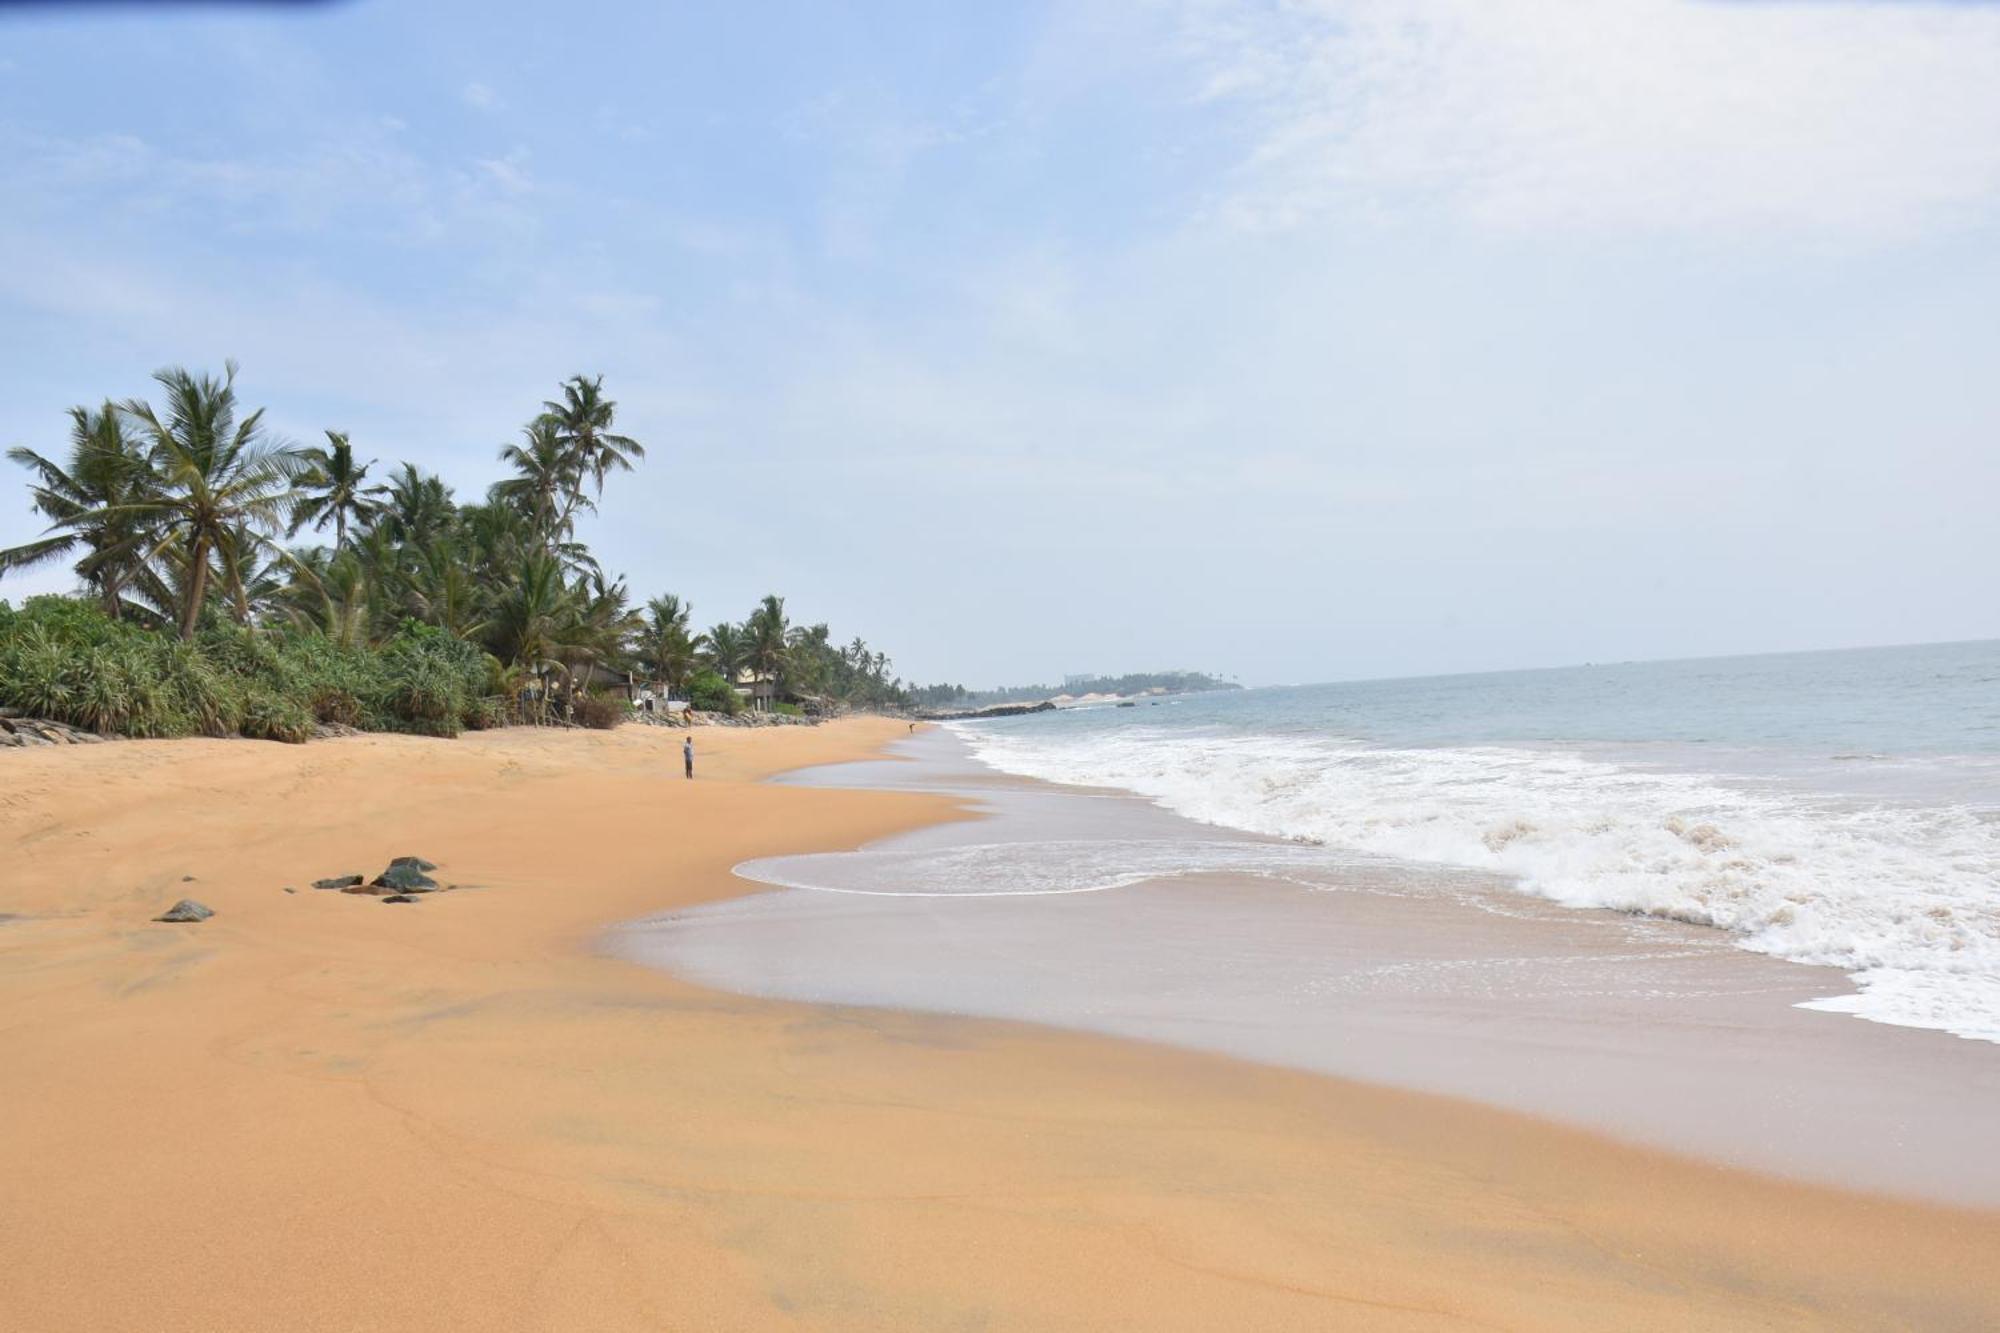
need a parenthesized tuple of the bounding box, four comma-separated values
(489, 551, 578, 722)
(214, 523, 289, 625)
(289, 430, 377, 553)
(703, 621, 748, 684)
(543, 374, 643, 526)
(403, 537, 489, 640)
(115, 363, 303, 639)
(643, 594, 700, 697)
(369, 462, 455, 550)
(784, 621, 834, 698)
(568, 570, 641, 684)
(745, 593, 789, 709)
(0, 402, 158, 618)
(275, 546, 375, 649)
(493, 417, 577, 549)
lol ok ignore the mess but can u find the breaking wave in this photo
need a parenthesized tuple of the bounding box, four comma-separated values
(954, 723, 2000, 1043)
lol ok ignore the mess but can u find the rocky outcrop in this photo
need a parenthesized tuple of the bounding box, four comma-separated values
(313, 875, 365, 890)
(919, 700, 1058, 722)
(0, 716, 108, 748)
(688, 710, 819, 728)
(154, 899, 214, 923)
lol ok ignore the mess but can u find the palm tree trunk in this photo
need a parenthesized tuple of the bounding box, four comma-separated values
(180, 537, 211, 641)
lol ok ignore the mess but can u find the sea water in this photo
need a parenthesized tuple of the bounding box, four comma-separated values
(955, 640, 2000, 1043)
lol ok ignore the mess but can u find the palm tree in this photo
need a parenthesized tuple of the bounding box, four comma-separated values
(569, 570, 641, 686)
(785, 621, 833, 698)
(289, 430, 377, 553)
(116, 363, 302, 639)
(745, 593, 789, 708)
(703, 621, 748, 684)
(0, 402, 157, 618)
(274, 546, 374, 649)
(494, 417, 581, 551)
(543, 374, 643, 528)
(369, 462, 455, 550)
(489, 551, 577, 722)
(215, 523, 288, 625)
(403, 538, 489, 640)
(643, 594, 699, 697)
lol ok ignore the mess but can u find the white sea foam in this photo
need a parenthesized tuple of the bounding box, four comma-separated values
(736, 838, 1442, 900)
(953, 723, 2000, 1043)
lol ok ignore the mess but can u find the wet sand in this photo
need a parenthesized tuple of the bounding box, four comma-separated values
(625, 731, 2000, 1206)
(3, 721, 1998, 1330)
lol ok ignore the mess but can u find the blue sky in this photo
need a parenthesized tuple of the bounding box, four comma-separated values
(2, 0, 1997, 686)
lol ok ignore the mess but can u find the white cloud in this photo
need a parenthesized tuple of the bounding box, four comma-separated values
(461, 81, 502, 112)
(474, 149, 534, 196)
(1174, 0, 2000, 241)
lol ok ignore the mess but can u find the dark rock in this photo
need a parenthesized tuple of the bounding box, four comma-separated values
(372, 863, 438, 893)
(389, 855, 438, 872)
(313, 875, 364, 890)
(341, 881, 393, 895)
(282, 886, 298, 894)
(0, 717, 106, 745)
(919, 699, 1059, 722)
(181, 875, 196, 882)
(154, 899, 214, 923)
(382, 894, 417, 904)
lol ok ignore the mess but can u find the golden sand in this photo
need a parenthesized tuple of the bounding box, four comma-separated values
(2, 719, 1995, 1330)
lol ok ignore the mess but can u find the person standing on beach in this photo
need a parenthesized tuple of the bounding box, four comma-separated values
(683, 735, 695, 780)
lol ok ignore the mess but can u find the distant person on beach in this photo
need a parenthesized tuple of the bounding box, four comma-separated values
(683, 736, 694, 780)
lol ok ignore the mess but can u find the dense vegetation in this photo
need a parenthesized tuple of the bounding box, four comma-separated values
(0, 363, 917, 740)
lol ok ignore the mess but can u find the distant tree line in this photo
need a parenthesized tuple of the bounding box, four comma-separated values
(0, 362, 918, 740)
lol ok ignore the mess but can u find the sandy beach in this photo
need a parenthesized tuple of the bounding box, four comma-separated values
(4, 719, 1998, 1332)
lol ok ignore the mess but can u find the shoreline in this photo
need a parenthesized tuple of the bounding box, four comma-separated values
(5, 721, 1999, 1329)
(630, 728, 2000, 1208)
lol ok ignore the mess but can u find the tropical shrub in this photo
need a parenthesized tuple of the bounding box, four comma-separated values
(463, 695, 509, 730)
(0, 597, 504, 744)
(238, 686, 315, 744)
(687, 668, 737, 714)
(572, 690, 626, 730)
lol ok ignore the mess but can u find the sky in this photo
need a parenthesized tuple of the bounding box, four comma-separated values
(1, 0, 1997, 687)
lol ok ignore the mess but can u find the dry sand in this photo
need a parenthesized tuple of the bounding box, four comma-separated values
(2, 719, 1996, 1331)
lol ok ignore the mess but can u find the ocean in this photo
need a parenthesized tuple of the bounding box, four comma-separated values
(955, 640, 2000, 1043)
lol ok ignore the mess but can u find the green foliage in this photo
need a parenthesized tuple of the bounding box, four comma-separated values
(2, 364, 927, 739)
(238, 687, 315, 744)
(687, 668, 738, 714)
(773, 700, 803, 717)
(371, 623, 489, 737)
(463, 695, 510, 730)
(0, 598, 499, 744)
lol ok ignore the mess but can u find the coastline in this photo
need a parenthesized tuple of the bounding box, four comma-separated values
(635, 729, 2000, 1208)
(4, 721, 1998, 1330)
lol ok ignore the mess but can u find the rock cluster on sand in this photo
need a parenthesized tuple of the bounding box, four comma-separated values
(154, 899, 214, 923)
(0, 715, 107, 747)
(314, 856, 444, 900)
